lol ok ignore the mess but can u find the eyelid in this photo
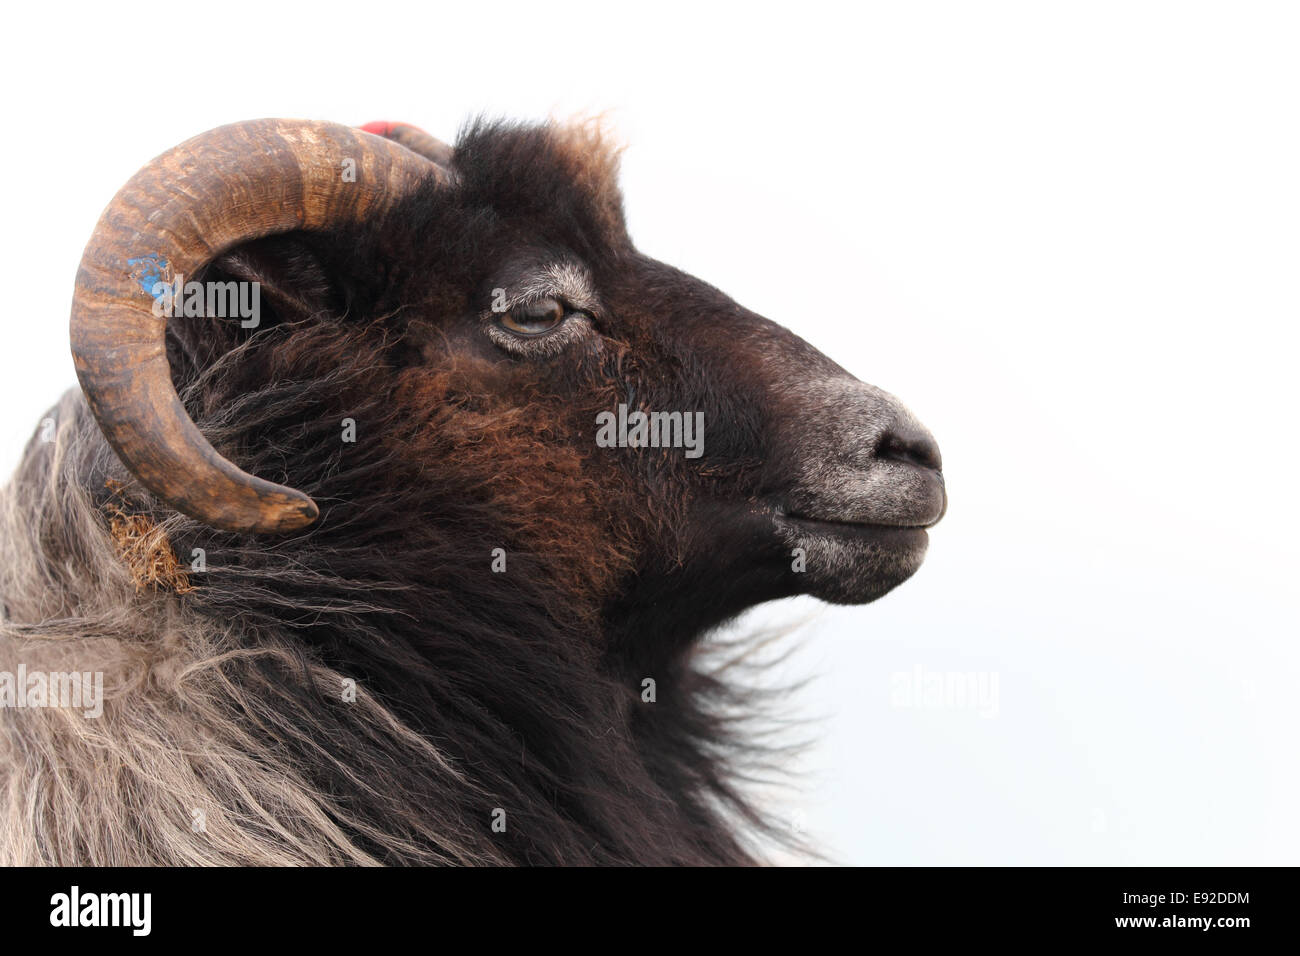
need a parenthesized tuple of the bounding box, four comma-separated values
(492, 291, 599, 321)
(491, 262, 602, 321)
(485, 309, 594, 357)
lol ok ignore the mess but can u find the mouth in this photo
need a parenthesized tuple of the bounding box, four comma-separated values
(766, 505, 934, 605)
(783, 512, 933, 530)
(774, 462, 948, 539)
(779, 511, 933, 542)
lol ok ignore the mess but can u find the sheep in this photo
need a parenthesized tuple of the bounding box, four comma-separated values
(0, 117, 945, 865)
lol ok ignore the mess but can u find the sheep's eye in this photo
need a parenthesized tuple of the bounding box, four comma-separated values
(500, 297, 566, 336)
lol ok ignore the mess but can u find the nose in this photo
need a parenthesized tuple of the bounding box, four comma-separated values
(876, 421, 943, 473)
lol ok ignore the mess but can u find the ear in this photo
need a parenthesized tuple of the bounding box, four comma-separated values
(214, 235, 343, 320)
(166, 235, 346, 380)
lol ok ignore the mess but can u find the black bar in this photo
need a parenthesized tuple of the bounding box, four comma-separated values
(0, 866, 1287, 943)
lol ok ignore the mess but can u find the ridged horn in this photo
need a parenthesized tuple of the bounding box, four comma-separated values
(70, 119, 442, 533)
(360, 120, 455, 168)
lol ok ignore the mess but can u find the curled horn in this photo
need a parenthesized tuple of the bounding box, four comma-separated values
(360, 120, 455, 169)
(70, 118, 443, 533)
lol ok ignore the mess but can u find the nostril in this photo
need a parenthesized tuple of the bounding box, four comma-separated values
(877, 425, 943, 472)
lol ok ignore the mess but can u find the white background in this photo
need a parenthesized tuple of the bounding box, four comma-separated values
(1, 2, 1296, 864)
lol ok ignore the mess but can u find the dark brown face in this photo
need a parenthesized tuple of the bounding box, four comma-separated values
(406, 243, 946, 637)
(606, 256, 947, 614)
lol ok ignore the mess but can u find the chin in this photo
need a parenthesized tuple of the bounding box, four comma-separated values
(780, 520, 930, 605)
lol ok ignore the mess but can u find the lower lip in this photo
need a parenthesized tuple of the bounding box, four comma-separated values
(781, 514, 930, 543)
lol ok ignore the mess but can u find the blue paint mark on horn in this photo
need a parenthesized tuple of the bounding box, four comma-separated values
(125, 254, 170, 299)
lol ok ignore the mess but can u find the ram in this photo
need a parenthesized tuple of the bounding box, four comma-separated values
(0, 118, 945, 865)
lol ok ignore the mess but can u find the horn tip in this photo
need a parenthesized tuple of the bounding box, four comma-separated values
(274, 496, 320, 532)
